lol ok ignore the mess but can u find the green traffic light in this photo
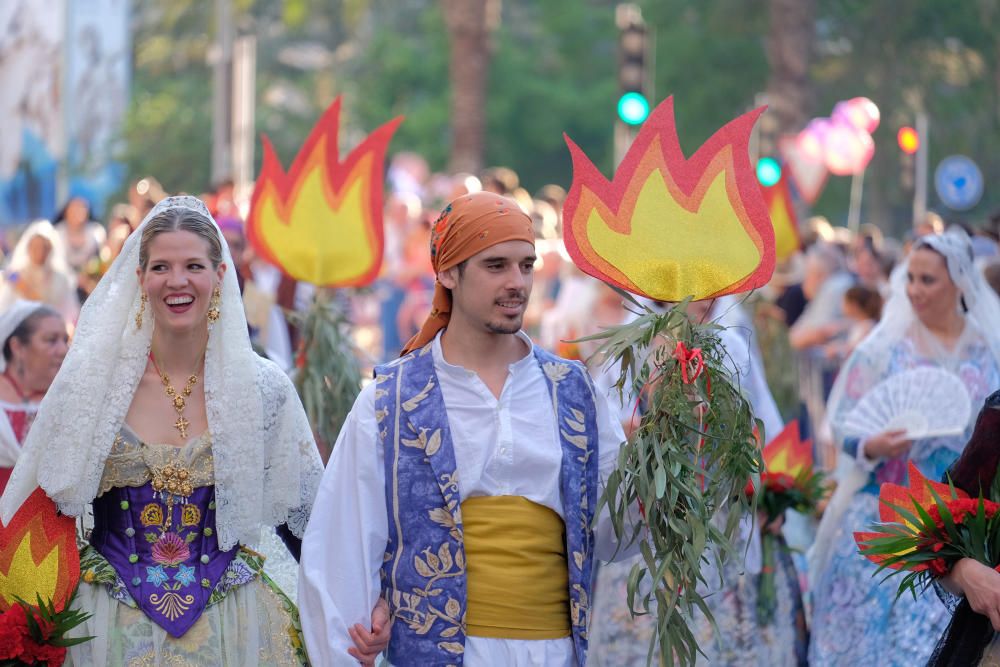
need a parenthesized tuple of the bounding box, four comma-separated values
(617, 92, 650, 125)
(756, 157, 781, 187)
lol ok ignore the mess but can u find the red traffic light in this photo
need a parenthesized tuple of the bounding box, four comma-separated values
(897, 126, 919, 155)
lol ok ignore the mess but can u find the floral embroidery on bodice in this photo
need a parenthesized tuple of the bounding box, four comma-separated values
(89, 427, 239, 637)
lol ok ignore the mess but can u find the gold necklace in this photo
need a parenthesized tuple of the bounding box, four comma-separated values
(149, 351, 202, 439)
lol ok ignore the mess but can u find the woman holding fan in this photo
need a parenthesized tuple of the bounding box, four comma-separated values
(809, 231, 1000, 666)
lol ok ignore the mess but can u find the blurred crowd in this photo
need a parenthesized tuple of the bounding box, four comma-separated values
(5, 154, 1000, 469)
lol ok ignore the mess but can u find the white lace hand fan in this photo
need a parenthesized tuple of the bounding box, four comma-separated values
(841, 366, 972, 440)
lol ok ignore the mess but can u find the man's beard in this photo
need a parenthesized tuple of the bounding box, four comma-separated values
(486, 317, 522, 335)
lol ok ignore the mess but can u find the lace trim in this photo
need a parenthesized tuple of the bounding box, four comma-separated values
(97, 430, 215, 497)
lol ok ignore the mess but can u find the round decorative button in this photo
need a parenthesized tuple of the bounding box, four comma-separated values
(128, 554, 138, 564)
(200, 554, 210, 564)
(120, 500, 130, 510)
(201, 578, 211, 588)
(132, 577, 142, 586)
(203, 527, 213, 537)
(125, 527, 135, 537)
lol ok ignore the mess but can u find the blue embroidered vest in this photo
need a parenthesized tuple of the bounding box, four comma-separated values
(374, 344, 599, 667)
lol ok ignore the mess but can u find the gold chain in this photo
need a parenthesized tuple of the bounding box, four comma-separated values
(149, 350, 202, 440)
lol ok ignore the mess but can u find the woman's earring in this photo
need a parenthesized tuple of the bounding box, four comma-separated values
(207, 285, 222, 325)
(135, 293, 148, 330)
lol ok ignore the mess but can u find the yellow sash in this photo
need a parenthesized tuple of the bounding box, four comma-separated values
(461, 495, 571, 640)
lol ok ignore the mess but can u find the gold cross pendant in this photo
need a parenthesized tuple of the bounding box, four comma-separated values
(174, 416, 190, 439)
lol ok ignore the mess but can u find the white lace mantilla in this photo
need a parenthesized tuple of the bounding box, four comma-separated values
(0, 196, 322, 550)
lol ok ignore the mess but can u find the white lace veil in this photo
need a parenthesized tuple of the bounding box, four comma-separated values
(810, 228, 1000, 581)
(0, 196, 322, 550)
(3, 219, 73, 276)
(827, 229, 1000, 426)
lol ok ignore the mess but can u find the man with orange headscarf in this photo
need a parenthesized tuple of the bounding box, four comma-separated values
(299, 192, 633, 666)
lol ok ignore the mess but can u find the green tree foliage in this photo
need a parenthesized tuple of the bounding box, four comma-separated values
(118, 0, 1000, 231)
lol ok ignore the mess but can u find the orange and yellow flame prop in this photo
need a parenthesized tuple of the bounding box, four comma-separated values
(762, 420, 812, 478)
(563, 97, 775, 301)
(761, 176, 801, 262)
(0, 488, 80, 612)
(246, 98, 403, 287)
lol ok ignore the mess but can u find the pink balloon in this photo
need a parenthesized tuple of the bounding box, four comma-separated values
(823, 119, 873, 175)
(832, 97, 880, 134)
(797, 118, 832, 163)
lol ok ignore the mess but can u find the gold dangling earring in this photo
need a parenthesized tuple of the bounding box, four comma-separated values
(207, 285, 222, 325)
(135, 292, 148, 330)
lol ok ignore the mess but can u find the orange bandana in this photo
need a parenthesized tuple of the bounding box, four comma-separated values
(401, 192, 534, 355)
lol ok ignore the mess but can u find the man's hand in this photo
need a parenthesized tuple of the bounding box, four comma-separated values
(347, 598, 391, 665)
(949, 558, 1000, 631)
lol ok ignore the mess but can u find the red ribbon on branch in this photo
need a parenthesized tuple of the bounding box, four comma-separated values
(673, 341, 705, 384)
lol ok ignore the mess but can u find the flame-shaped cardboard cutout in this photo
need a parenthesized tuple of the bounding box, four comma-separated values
(247, 98, 403, 287)
(563, 97, 775, 301)
(0, 488, 80, 612)
(762, 420, 812, 478)
(761, 176, 801, 262)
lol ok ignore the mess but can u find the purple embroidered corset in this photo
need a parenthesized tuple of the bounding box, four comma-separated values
(90, 428, 237, 637)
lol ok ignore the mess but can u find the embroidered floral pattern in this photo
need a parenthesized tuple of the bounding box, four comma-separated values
(174, 564, 196, 587)
(208, 558, 257, 602)
(181, 504, 202, 527)
(79, 544, 136, 608)
(146, 565, 169, 587)
(140, 503, 163, 527)
(151, 532, 191, 566)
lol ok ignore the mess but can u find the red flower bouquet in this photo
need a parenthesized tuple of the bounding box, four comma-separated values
(0, 593, 93, 666)
(745, 421, 824, 624)
(855, 461, 1000, 595)
(0, 489, 93, 666)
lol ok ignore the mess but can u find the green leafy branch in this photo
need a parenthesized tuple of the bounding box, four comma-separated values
(287, 289, 363, 462)
(583, 294, 761, 666)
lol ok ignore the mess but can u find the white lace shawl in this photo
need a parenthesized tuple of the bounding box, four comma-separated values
(0, 196, 323, 550)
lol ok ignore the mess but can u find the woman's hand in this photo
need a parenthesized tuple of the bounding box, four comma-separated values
(948, 558, 1000, 631)
(758, 511, 784, 536)
(348, 598, 391, 665)
(862, 429, 912, 460)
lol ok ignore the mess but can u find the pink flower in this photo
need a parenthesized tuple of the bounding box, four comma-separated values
(151, 532, 190, 566)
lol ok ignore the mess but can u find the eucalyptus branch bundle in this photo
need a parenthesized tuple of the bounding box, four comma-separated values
(287, 289, 363, 461)
(586, 296, 761, 666)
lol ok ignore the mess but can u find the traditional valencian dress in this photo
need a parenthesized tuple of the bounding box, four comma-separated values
(809, 232, 1000, 666)
(299, 331, 632, 666)
(69, 426, 305, 665)
(0, 197, 323, 667)
(0, 300, 51, 493)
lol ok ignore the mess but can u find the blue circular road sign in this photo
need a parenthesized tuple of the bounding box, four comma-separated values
(934, 155, 983, 211)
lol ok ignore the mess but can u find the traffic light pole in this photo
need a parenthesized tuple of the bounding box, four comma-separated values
(614, 120, 636, 168)
(913, 112, 929, 227)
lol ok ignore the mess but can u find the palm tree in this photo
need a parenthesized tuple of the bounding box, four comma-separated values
(441, 0, 501, 174)
(764, 0, 815, 139)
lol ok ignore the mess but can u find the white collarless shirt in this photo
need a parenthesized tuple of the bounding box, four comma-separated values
(299, 331, 628, 666)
